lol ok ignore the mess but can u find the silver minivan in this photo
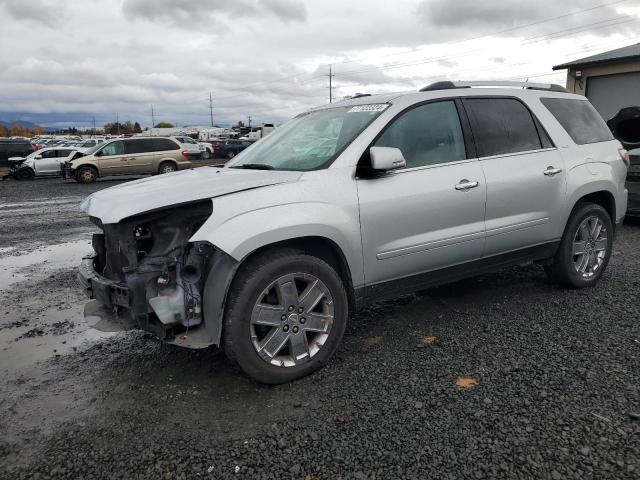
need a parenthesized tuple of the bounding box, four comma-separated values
(77, 81, 628, 383)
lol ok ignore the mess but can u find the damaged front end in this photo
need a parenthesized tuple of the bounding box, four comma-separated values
(79, 200, 237, 348)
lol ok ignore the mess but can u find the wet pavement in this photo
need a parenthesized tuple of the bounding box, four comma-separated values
(1, 176, 639, 479)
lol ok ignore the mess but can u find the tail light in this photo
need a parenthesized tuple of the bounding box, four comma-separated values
(181, 150, 190, 159)
(619, 148, 630, 168)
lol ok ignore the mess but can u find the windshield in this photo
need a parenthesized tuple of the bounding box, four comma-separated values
(226, 104, 388, 171)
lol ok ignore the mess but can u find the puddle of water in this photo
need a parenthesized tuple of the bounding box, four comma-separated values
(0, 304, 115, 373)
(0, 196, 82, 210)
(0, 238, 93, 290)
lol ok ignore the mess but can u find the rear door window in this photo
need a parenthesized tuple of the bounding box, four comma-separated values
(540, 98, 613, 145)
(124, 139, 152, 154)
(463, 98, 543, 157)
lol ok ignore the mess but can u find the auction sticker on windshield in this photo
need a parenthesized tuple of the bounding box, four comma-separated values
(348, 104, 389, 113)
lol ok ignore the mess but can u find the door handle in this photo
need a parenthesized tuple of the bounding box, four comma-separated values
(455, 179, 479, 191)
(543, 166, 562, 176)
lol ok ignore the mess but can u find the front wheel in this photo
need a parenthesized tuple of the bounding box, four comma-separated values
(14, 168, 35, 180)
(223, 250, 348, 384)
(227, 151, 235, 159)
(202, 150, 212, 160)
(76, 166, 97, 184)
(545, 202, 613, 288)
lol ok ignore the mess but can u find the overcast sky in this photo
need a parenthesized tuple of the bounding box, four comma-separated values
(0, 0, 639, 128)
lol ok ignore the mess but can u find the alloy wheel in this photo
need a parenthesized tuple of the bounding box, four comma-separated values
(250, 273, 334, 367)
(572, 215, 608, 279)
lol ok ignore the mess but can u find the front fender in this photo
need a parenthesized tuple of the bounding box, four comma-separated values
(191, 201, 364, 288)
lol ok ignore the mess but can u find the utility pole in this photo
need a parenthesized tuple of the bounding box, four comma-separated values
(209, 92, 214, 127)
(248, 115, 252, 128)
(116, 112, 120, 135)
(151, 105, 155, 129)
(327, 64, 335, 103)
(92, 116, 96, 133)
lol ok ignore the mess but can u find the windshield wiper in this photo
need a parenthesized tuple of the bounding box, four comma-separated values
(230, 163, 275, 170)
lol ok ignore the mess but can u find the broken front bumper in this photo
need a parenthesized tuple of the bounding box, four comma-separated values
(61, 163, 75, 180)
(78, 245, 239, 349)
(79, 256, 136, 332)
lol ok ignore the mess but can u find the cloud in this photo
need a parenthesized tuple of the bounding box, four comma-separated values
(122, 0, 306, 29)
(416, 0, 624, 37)
(1, 0, 64, 26)
(0, 0, 635, 129)
(263, 0, 307, 22)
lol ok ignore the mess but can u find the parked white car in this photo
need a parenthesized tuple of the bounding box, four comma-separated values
(174, 136, 203, 159)
(75, 138, 105, 152)
(198, 142, 214, 159)
(8, 147, 81, 180)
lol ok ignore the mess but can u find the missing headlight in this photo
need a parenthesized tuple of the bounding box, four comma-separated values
(134, 224, 153, 258)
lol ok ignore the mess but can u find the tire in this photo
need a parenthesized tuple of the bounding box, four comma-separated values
(14, 168, 34, 180)
(76, 165, 97, 184)
(202, 150, 212, 160)
(227, 151, 235, 159)
(223, 249, 348, 384)
(158, 161, 177, 174)
(545, 202, 613, 288)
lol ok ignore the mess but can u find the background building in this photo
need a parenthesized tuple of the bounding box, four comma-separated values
(553, 43, 640, 121)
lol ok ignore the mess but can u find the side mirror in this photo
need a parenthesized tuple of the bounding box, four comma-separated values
(369, 147, 406, 171)
(34, 155, 42, 160)
(94, 150, 103, 157)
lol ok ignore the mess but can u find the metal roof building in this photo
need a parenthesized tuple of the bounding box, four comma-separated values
(553, 43, 640, 121)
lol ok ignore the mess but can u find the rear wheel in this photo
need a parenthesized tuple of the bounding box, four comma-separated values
(202, 150, 212, 160)
(76, 166, 97, 184)
(158, 161, 177, 174)
(227, 151, 235, 159)
(545, 202, 613, 288)
(223, 249, 348, 384)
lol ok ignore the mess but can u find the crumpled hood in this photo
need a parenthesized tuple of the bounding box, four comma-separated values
(80, 166, 303, 224)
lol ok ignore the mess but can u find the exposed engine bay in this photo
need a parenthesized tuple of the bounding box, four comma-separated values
(80, 200, 237, 348)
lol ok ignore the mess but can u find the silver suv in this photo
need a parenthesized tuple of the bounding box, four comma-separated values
(78, 81, 629, 384)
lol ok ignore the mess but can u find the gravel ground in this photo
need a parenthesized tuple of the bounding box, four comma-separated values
(0, 176, 639, 480)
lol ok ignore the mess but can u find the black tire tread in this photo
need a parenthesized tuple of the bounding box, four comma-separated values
(158, 161, 177, 174)
(223, 248, 347, 384)
(76, 165, 97, 184)
(546, 202, 613, 288)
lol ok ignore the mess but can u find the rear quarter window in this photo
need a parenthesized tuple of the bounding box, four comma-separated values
(540, 98, 613, 145)
(153, 138, 180, 151)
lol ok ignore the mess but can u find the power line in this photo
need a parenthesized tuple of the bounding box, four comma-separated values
(330, 14, 639, 79)
(328, 0, 632, 67)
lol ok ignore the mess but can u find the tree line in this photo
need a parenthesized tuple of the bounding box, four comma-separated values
(0, 122, 47, 137)
(0, 120, 184, 138)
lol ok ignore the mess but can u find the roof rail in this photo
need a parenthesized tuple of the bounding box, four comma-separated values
(420, 80, 568, 93)
(351, 93, 372, 99)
